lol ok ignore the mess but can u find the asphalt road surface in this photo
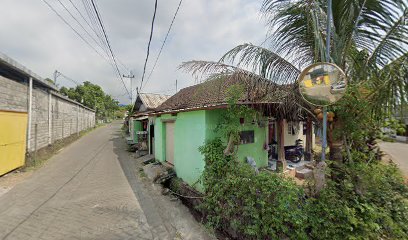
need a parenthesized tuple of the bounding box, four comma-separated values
(379, 141, 408, 177)
(0, 122, 212, 240)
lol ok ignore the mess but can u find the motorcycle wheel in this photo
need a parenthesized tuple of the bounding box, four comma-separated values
(291, 155, 303, 163)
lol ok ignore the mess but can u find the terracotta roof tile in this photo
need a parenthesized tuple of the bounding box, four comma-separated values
(157, 77, 289, 112)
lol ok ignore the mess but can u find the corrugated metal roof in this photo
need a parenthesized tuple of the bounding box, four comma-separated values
(139, 93, 171, 110)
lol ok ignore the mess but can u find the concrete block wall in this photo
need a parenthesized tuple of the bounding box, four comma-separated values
(31, 86, 49, 151)
(0, 76, 28, 112)
(0, 75, 96, 152)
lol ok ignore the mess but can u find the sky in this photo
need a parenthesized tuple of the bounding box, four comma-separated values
(0, 0, 268, 104)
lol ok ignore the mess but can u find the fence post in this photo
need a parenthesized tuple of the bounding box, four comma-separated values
(34, 123, 38, 164)
(77, 105, 79, 137)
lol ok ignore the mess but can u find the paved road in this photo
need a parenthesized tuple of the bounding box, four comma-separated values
(0, 122, 212, 240)
(379, 141, 408, 177)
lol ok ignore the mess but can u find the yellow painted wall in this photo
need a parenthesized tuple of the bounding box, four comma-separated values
(0, 111, 27, 175)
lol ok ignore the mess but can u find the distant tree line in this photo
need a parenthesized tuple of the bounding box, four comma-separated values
(60, 81, 119, 121)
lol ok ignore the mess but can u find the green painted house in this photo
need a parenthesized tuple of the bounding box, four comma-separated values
(150, 78, 315, 190)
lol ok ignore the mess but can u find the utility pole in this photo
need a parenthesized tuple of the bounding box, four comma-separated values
(175, 79, 178, 93)
(54, 70, 61, 84)
(321, 0, 332, 161)
(123, 71, 135, 104)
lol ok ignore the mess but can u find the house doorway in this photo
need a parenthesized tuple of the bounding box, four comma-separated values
(165, 122, 175, 165)
(149, 124, 154, 154)
(268, 120, 278, 160)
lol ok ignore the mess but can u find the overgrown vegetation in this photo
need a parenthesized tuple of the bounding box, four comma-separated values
(195, 86, 408, 239)
(199, 138, 408, 239)
(177, 0, 408, 238)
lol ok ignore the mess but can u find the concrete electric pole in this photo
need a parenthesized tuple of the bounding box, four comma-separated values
(123, 71, 135, 104)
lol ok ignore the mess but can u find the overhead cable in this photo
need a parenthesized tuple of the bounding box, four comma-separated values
(144, 0, 183, 89)
(41, 0, 107, 61)
(89, 0, 131, 99)
(139, 0, 158, 90)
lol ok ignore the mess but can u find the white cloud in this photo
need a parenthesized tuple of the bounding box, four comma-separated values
(0, 0, 267, 104)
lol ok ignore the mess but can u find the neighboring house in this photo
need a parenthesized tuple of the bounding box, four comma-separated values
(150, 78, 315, 189)
(128, 93, 170, 154)
(0, 52, 96, 175)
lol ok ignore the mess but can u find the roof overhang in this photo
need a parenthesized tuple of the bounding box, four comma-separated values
(150, 102, 285, 116)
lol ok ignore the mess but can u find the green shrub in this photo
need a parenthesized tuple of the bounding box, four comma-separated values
(306, 162, 408, 239)
(199, 138, 307, 239)
(198, 138, 408, 239)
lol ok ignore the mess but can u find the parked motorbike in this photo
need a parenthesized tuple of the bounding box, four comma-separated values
(268, 139, 304, 163)
(284, 139, 304, 163)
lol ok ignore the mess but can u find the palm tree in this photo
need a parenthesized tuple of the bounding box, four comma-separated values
(181, 0, 408, 162)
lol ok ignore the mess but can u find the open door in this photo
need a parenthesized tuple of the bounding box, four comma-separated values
(149, 124, 154, 154)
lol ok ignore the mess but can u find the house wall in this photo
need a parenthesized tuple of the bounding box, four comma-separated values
(236, 121, 268, 167)
(0, 75, 96, 153)
(205, 109, 268, 167)
(284, 121, 315, 147)
(154, 111, 207, 187)
(132, 120, 142, 143)
(153, 109, 315, 191)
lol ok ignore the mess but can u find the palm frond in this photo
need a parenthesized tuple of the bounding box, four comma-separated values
(368, 53, 408, 117)
(219, 43, 301, 84)
(366, 8, 408, 67)
(179, 60, 235, 81)
(261, 0, 327, 64)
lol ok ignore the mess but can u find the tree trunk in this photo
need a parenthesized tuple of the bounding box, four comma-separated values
(328, 121, 343, 162)
(277, 119, 287, 172)
(224, 134, 235, 156)
(305, 118, 313, 161)
(313, 161, 327, 195)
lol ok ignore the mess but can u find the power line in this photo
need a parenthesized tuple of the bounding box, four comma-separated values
(42, 0, 131, 99)
(56, 0, 109, 58)
(68, 0, 104, 44)
(81, 0, 107, 48)
(144, 0, 183, 89)
(41, 0, 107, 61)
(67, 0, 110, 56)
(89, 0, 131, 99)
(41, 0, 119, 72)
(54, 70, 82, 86)
(139, 0, 158, 91)
(59, 72, 81, 86)
(81, 0, 131, 73)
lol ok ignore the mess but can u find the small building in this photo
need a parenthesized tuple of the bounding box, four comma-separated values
(150, 78, 315, 189)
(128, 93, 170, 154)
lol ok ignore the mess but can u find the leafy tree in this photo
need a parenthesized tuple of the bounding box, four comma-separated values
(59, 81, 119, 120)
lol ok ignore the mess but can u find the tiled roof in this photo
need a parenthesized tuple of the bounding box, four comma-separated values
(156, 77, 290, 112)
(139, 93, 171, 110)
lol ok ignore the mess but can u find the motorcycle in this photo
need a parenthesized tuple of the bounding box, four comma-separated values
(284, 139, 304, 163)
(268, 139, 304, 163)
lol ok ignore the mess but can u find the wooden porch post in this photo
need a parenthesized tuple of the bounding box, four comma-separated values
(305, 117, 313, 161)
(277, 119, 286, 171)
